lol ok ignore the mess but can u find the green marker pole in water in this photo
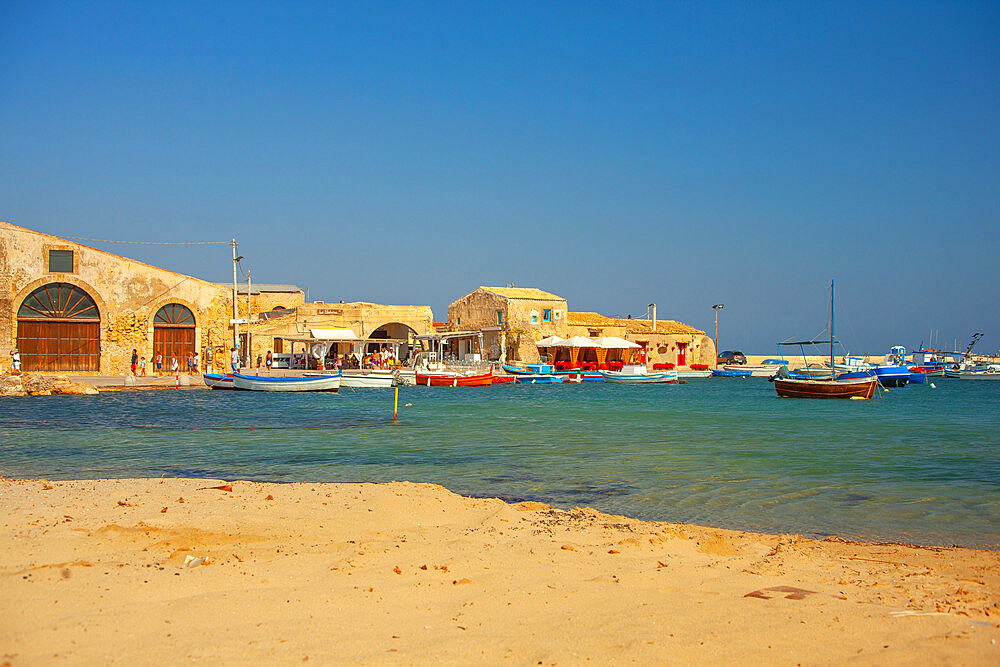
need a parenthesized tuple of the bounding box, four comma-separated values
(394, 387, 398, 421)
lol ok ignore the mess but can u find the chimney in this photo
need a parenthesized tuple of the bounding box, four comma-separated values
(649, 303, 656, 330)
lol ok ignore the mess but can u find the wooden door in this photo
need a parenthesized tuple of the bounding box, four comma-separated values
(153, 326, 195, 364)
(17, 320, 100, 371)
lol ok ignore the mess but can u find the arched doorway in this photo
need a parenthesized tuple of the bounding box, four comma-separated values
(153, 303, 196, 362)
(17, 282, 101, 371)
(367, 322, 418, 361)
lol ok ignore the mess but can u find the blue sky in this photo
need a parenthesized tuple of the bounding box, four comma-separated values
(2, 1, 998, 354)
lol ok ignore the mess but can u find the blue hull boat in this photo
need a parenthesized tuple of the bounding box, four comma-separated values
(514, 374, 565, 384)
(712, 369, 752, 377)
(873, 366, 910, 387)
(908, 370, 927, 384)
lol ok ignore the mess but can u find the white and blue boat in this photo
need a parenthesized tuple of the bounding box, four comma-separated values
(603, 364, 678, 384)
(870, 346, 910, 387)
(514, 374, 565, 384)
(232, 372, 341, 392)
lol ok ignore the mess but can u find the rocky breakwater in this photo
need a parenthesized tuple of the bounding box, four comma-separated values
(0, 372, 100, 397)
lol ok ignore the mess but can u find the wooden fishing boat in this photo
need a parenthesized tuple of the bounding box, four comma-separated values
(492, 374, 517, 384)
(415, 370, 493, 387)
(602, 365, 678, 384)
(774, 280, 878, 399)
(203, 373, 235, 389)
(339, 370, 395, 388)
(713, 368, 752, 378)
(676, 369, 712, 378)
(232, 372, 341, 392)
(514, 374, 564, 384)
(725, 363, 781, 377)
(773, 375, 878, 399)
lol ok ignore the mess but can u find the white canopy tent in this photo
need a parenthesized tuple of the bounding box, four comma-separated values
(593, 336, 640, 349)
(309, 328, 360, 341)
(554, 336, 597, 347)
(535, 335, 565, 347)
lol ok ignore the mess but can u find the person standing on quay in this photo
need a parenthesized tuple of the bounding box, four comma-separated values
(170, 355, 179, 376)
(155, 352, 163, 376)
(10, 348, 21, 372)
(265, 350, 273, 370)
(139, 356, 147, 376)
(130, 349, 138, 376)
(230, 347, 240, 373)
(192, 351, 200, 375)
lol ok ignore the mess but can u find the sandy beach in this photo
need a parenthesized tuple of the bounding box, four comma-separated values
(1, 478, 997, 664)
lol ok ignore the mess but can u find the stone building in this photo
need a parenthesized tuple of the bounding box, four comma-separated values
(565, 312, 716, 367)
(0, 221, 259, 375)
(244, 300, 434, 365)
(446, 284, 714, 366)
(447, 286, 568, 362)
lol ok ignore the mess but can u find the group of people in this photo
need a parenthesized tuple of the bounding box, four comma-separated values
(230, 348, 274, 373)
(361, 346, 401, 370)
(130, 349, 200, 377)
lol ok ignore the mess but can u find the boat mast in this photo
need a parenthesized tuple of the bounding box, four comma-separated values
(830, 279, 835, 375)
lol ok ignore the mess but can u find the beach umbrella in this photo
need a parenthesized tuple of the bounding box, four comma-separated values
(554, 335, 596, 366)
(555, 336, 597, 347)
(592, 336, 640, 349)
(535, 335, 564, 347)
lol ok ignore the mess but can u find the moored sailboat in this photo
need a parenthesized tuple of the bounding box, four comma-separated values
(772, 280, 878, 399)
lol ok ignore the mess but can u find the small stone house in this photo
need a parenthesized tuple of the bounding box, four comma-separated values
(566, 312, 716, 368)
(245, 301, 434, 365)
(447, 286, 568, 363)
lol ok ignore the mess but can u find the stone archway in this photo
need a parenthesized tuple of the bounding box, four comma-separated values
(367, 322, 418, 361)
(16, 282, 101, 371)
(152, 303, 196, 363)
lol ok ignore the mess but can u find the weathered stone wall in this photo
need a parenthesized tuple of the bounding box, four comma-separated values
(448, 288, 569, 363)
(238, 301, 434, 368)
(2, 221, 236, 375)
(564, 320, 714, 368)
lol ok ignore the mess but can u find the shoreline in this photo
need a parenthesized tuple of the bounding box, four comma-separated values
(2, 477, 997, 663)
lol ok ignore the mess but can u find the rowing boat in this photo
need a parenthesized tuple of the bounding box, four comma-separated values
(231, 373, 341, 392)
(203, 373, 234, 389)
(414, 370, 494, 387)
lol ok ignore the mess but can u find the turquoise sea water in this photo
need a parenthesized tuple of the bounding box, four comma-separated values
(1, 379, 998, 549)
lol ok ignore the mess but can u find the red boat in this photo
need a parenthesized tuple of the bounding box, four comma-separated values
(415, 370, 494, 387)
(773, 376, 877, 399)
(492, 375, 516, 384)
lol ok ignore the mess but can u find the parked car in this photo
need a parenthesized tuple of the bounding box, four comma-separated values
(717, 350, 747, 365)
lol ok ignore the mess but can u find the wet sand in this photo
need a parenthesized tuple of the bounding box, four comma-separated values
(1, 478, 997, 664)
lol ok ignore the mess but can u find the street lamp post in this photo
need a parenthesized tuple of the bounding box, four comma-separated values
(712, 304, 724, 365)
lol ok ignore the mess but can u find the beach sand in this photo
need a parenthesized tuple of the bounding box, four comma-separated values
(1, 478, 997, 664)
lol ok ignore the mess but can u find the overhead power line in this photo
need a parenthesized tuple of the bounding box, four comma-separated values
(66, 236, 230, 246)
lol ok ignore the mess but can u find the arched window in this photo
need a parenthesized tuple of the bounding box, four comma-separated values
(153, 303, 196, 362)
(16, 283, 101, 371)
(154, 303, 195, 325)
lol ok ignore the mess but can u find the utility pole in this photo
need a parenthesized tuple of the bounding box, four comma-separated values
(232, 239, 244, 366)
(231, 239, 238, 354)
(712, 304, 724, 365)
(246, 269, 252, 367)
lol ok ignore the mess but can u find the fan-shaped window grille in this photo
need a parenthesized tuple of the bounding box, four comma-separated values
(17, 283, 99, 320)
(154, 304, 195, 326)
